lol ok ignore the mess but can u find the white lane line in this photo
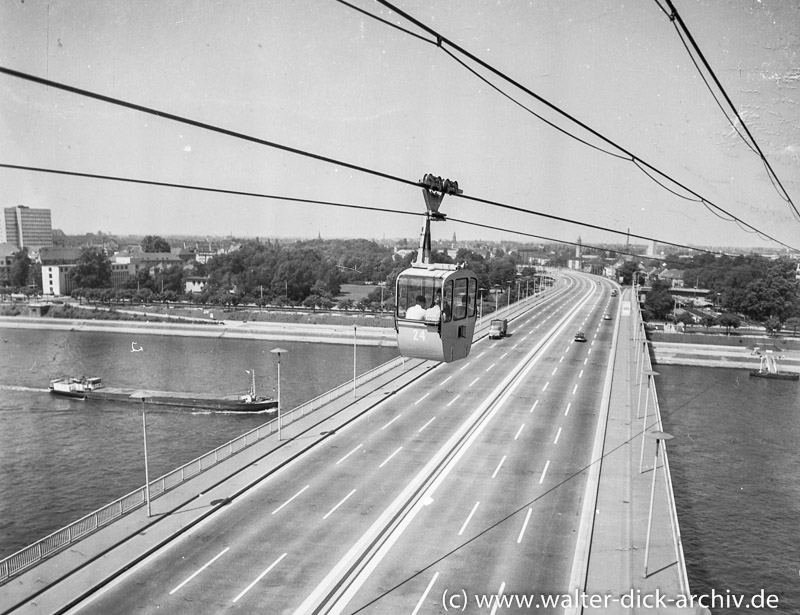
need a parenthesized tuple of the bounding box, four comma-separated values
(500, 352, 508, 360)
(458, 501, 481, 536)
(381, 415, 401, 430)
(517, 508, 533, 544)
(323, 489, 357, 520)
(476, 352, 485, 358)
(554, 427, 562, 444)
(232, 552, 287, 603)
(514, 423, 525, 441)
(469, 377, 481, 387)
(542, 381, 549, 392)
(588, 348, 592, 355)
(490, 582, 506, 615)
(272, 485, 310, 515)
(530, 400, 539, 413)
(512, 344, 518, 349)
(170, 547, 229, 595)
(379, 446, 403, 468)
(565, 403, 571, 416)
(579, 369, 584, 379)
(486, 364, 496, 372)
(491, 456, 506, 479)
(439, 375, 452, 386)
(414, 392, 430, 406)
(418, 416, 436, 433)
(539, 460, 550, 484)
(584, 358, 588, 365)
(460, 361, 472, 371)
(551, 367, 558, 376)
(336, 443, 363, 465)
(411, 571, 440, 615)
(572, 384, 578, 395)
(447, 394, 461, 407)
(559, 356, 564, 363)
(591, 340, 595, 346)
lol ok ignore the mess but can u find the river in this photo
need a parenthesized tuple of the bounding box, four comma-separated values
(658, 364, 800, 614)
(0, 327, 398, 558)
(1, 330, 798, 613)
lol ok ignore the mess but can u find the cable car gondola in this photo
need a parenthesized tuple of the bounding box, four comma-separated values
(395, 174, 478, 363)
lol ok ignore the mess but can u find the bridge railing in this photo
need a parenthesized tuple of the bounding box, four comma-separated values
(632, 290, 691, 595)
(0, 279, 559, 585)
(0, 352, 418, 585)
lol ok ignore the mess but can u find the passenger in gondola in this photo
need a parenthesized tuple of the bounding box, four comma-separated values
(425, 290, 448, 322)
(405, 295, 427, 320)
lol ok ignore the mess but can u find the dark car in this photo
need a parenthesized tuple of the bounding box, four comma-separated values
(574, 332, 587, 342)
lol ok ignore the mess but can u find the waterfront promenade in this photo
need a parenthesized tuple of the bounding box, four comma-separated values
(0, 288, 698, 614)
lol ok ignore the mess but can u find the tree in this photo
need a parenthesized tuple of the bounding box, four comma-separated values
(718, 313, 741, 335)
(72, 247, 112, 289)
(9, 248, 31, 288)
(764, 316, 781, 336)
(141, 235, 171, 253)
(643, 279, 673, 320)
(616, 260, 640, 285)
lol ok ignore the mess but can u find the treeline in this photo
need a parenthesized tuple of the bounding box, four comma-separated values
(643, 254, 800, 333)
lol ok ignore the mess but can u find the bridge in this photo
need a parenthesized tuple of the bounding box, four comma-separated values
(0, 272, 701, 614)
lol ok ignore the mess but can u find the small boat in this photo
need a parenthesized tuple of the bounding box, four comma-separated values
(49, 377, 102, 399)
(749, 349, 799, 381)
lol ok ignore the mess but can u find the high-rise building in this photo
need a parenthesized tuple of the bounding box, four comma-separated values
(0, 205, 53, 251)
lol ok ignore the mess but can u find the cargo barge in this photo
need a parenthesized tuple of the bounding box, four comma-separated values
(49, 374, 278, 412)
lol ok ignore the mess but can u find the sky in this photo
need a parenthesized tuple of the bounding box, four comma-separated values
(1, 0, 799, 251)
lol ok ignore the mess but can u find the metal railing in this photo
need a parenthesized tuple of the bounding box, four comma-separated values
(0, 353, 416, 584)
(632, 292, 691, 594)
(0, 282, 557, 584)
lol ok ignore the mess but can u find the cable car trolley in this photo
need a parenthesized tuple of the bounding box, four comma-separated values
(395, 174, 478, 363)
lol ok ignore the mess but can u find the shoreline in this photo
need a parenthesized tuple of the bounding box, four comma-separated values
(649, 337, 800, 373)
(0, 316, 399, 347)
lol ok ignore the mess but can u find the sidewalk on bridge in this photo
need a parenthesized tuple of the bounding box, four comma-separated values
(583, 303, 697, 613)
(0, 357, 437, 615)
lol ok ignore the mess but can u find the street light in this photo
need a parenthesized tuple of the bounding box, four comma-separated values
(135, 394, 152, 517)
(638, 369, 660, 473)
(271, 348, 288, 440)
(353, 326, 357, 398)
(643, 430, 674, 578)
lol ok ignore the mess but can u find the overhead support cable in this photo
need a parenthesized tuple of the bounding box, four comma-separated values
(1, 63, 796, 252)
(660, 0, 800, 221)
(358, 0, 797, 250)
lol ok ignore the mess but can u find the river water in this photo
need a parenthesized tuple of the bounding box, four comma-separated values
(0, 327, 397, 559)
(658, 364, 800, 614)
(1, 330, 798, 613)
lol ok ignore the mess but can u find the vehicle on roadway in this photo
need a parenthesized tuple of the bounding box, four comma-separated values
(610, 289, 617, 297)
(489, 318, 507, 339)
(603, 313, 612, 320)
(395, 174, 478, 363)
(574, 331, 587, 342)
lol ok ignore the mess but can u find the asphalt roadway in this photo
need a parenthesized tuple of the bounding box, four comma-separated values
(1, 273, 691, 614)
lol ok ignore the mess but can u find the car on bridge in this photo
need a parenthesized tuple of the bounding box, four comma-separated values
(489, 318, 507, 339)
(574, 331, 587, 342)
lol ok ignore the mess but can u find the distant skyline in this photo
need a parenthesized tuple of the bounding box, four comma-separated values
(2, 1, 799, 250)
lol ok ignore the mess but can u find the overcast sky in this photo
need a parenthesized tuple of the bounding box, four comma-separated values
(1, 0, 798, 251)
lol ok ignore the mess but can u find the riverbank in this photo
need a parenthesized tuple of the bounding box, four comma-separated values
(0, 315, 398, 347)
(648, 331, 800, 373)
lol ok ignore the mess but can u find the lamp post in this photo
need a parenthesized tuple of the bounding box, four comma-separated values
(478, 288, 486, 327)
(639, 369, 660, 473)
(493, 284, 500, 313)
(506, 281, 512, 311)
(643, 430, 674, 578)
(353, 326, 357, 398)
(271, 348, 288, 440)
(138, 395, 152, 517)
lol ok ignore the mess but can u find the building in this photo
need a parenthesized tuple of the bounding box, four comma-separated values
(42, 264, 76, 296)
(0, 206, 53, 251)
